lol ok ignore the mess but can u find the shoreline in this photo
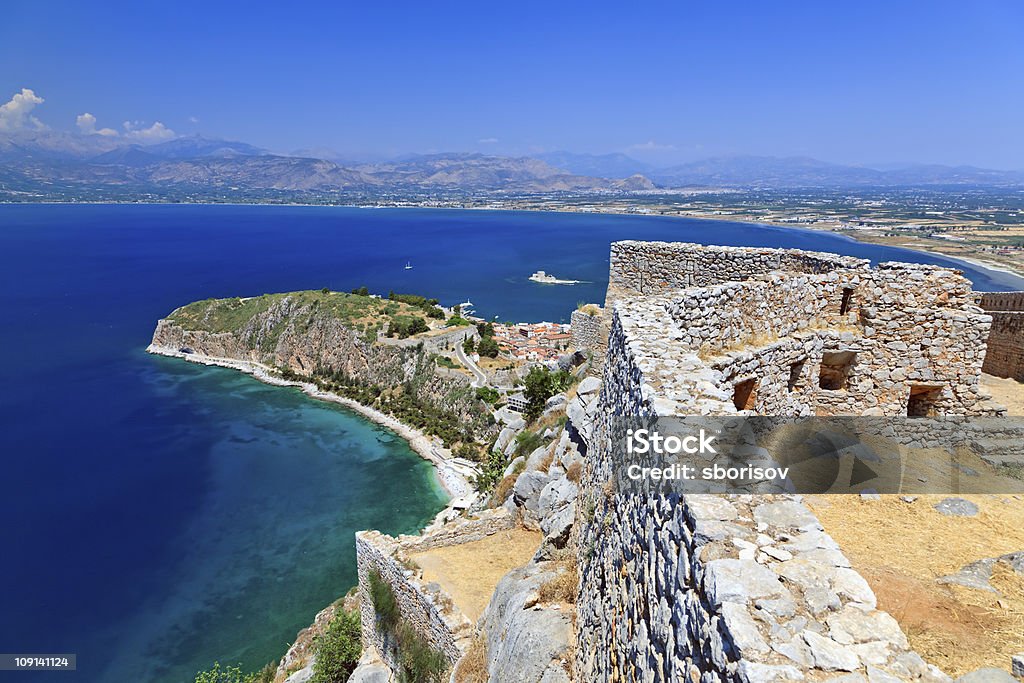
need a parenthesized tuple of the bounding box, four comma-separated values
(145, 344, 476, 515)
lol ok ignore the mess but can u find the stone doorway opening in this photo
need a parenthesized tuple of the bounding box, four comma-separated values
(732, 378, 758, 411)
(819, 351, 857, 390)
(907, 384, 942, 417)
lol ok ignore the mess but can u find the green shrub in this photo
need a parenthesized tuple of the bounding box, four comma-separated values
(194, 662, 258, 683)
(523, 366, 573, 421)
(513, 430, 543, 458)
(476, 336, 499, 358)
(396, 622, 447, 683)
(311, 610, 362, 683)
(475, 386, 500, 404)
(368, 570, 398, 630)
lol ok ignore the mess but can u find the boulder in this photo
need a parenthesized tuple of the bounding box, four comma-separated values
(577, 376, 601, 396)
(513, 471, 551, 519)
(538, 477, 579, 518)
(346, 660, 391, 683)
(541, 502, 576, 548)
(956, 668, 1016, 683)
(934, 498, 979, 517)
(481, 563, 574, 683)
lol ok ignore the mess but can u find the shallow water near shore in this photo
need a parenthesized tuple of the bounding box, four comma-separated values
(1, 203, 1022, 682)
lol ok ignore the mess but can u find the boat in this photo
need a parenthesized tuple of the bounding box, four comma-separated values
(528, 270, 580, 285)
(404, 261, 413, 270)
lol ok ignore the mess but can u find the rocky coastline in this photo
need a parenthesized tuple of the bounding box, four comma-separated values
(145, 343, 473, 502)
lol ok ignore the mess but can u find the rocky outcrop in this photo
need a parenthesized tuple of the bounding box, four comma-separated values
(479, 562, 574, 683)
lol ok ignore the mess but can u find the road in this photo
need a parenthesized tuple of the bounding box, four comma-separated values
(455, 343, 488, 388)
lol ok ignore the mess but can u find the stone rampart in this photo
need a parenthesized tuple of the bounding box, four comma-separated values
(981, 291, 1024, 312)
(572, 241, 1004, 681)
(570, 307, 604, 352)
(355, 508, 514, 674)
(980, 292, 1024, 381)
(573, 312, 950, 682)
(606, 240, 869, 306)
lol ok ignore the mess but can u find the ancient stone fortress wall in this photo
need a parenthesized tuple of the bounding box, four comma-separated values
(570, 306, 605, 352)
(606, 240, 869, 306)
(573, 241, 999, 682)
(980, 291, 1024, 381)
(355, 509, 515, 673)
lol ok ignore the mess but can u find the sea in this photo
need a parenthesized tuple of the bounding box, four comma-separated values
(1, 204, 1022, 682)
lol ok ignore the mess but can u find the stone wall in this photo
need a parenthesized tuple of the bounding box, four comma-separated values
(980, 292, 1024, 381)
(378, 324, 478, 355)
(571, 241, 1004, 681)
(981, 291, 1024, 312)
(570, 307, 605, 352)
(606, 240, 869, 306)
(573, 313, 950, 682)
(354, 509, 515, 674)
(604, 248, 996, 418)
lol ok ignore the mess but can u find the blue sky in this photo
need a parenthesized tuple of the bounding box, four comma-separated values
(2, 0, 1023, 168)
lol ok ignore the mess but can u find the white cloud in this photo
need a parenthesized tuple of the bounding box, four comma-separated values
(122, 120, 176, 141)
(478, 137, 499, 144)
(627, 140, 677, 152)
(0, 88, 47, 131)
(76, 112, 119, 137)
(188, 115, 200, 124)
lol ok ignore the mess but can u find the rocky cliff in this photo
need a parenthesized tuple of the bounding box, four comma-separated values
(149, 290, 496, 446)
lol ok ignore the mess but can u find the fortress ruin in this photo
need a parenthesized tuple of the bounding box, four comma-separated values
(573, 241, 1015, 682)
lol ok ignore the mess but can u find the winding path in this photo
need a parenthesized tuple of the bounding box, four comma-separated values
(455, 342, 488, 388)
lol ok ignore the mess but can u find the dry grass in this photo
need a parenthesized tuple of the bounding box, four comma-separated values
(981, 373, 1024, 416)
(538, 557, 579, 605)
(409, 528, 543, 622)
(808, 493, 1024, 677)
(492, 473, 517, 505)
(565, 461, 583, 483)
(452, 632, 489, 683)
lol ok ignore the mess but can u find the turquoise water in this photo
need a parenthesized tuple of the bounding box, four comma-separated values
(1, 204, 1021, 683)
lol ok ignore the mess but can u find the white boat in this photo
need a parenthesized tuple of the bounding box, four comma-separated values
(404, 261, 413, 270)
(528, 270, 580, 285)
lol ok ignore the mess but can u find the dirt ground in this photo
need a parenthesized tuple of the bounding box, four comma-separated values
(982, 373, 1024, 415)
(808, 494, 1024, 677)
(409, 527, 542, 622)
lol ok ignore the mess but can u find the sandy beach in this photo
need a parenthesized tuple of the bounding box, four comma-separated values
(145, 344, 476, 503)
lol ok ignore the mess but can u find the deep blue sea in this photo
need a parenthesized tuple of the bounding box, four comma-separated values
(1, 204, 1022, 683)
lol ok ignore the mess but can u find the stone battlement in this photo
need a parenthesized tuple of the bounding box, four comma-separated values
(573, 241, 1005, 683)
(605, 241, 996, 417)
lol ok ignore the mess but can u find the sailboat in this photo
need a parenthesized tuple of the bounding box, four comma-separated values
(404, 260, 413, 270)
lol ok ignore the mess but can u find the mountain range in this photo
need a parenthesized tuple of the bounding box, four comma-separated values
(2, 131, 1023, 199)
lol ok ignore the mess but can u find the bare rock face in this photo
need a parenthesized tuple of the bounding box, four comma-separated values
(481, 562, 573, 683)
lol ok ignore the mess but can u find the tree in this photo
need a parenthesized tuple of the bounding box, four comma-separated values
(311, 610, 362, 683)
(523, 367, 572, 421)
(476, 321, 495, 338)
(477, 336, 499, 358)
(462, 336, 475, 353)
(194, 663, 257, 683)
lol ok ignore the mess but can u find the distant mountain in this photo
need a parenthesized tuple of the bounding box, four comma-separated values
(3, 131, 1022, 199)
(0, 142, 653, 196)
(141, 135, 267, 159)
(0, 130, 123, 161)
(533, 151, 652, 179)
(650, 155, 1024, 188)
